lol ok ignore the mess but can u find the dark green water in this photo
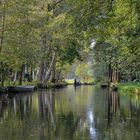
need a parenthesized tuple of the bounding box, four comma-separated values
(0, 86, 140, 140)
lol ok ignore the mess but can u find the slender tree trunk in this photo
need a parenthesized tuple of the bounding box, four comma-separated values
(108, 63, 113, 85)
(108, 64, 111, 84)
(32, 69, 35, 81)
(30, 67, 33, 81)
(112, 67, 118, 84)
(112, 68, 114, 84)
(50, 61, 56, 83)
(116, 69, 119, 84)
(42, 53, 56, 86)
(0, 63, 5, 86)
(37, 32, 47, 85)
(56, 69, 62, 83)
(13, 71, 17, 85)
(0, 2, 6, 53)
(37, 52, 56, 86)
(1, 76, 4, 86)
(19, 64, 24, 85)
(38, 62, 45, 84)
(130, 68, 133, 82)
(51, 67, 56, 83)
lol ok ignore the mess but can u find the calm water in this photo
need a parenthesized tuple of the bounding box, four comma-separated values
(0, 86, 140, 140)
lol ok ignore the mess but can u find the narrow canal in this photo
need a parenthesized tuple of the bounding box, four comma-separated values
(0, 86, 140, 140)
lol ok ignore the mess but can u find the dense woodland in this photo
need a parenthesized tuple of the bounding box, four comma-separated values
(0, 0, 140, 86)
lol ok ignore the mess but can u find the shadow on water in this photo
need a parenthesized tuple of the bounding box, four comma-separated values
(0, 86, 140, 140)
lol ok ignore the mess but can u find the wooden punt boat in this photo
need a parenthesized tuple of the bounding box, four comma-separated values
(8, 86, 35, 93)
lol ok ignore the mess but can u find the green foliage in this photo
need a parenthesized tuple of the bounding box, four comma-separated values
(0, 0, 88, 85)
(75, 63, 94, 83)
(0, 0, 139, 85)
(88, 0, 140, 83)
(118, 82, 140, 94)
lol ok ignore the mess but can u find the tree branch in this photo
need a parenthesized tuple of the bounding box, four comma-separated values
(48, 0, 64, 11)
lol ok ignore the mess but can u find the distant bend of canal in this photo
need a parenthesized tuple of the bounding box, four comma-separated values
(0, 86, 140, 140)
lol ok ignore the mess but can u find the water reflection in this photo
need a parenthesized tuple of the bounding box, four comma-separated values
(87, 109, 96, 139)
(107, 90, 120, 125)
(0, 86, 139, 140)
(38, 91, 55, 124)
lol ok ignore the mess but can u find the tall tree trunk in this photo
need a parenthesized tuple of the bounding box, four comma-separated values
(108, 63, 112, 85)
(32, 69, 35, 81)
(37, 52, 56, 86)
(37, 32, 48, 85)
(30, 67, 33, 82)
(13, 71, 17, 85)
(50, 62, 56, 83)
(1, 76, 4, 86)
(19, 64, 24, 85)
(42, 53, 56, 86)
(115, 69, 119, 84)
(0, 2, 6, 53)
(56, 69, 62, 83)
(38, 62, 45, 84)
(112, 67, 119, 84)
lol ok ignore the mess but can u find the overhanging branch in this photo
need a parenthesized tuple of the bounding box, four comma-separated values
(48, 0, 64, 11)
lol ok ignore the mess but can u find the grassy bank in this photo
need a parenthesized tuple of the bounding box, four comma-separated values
(0, 81, 67, 93)
(118, 82, 140, 104)
(37, 82, 67, 89)
(0, 81, 38, 87)
(118, 82, 140, 94)
(1, 81, 67, 87)
(65, 79, 94, 85)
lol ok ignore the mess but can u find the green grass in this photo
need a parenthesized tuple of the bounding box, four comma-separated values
(118, 82, 140, 94)
(1, 81, 38, 87)
(65, 79, 94, 84)
(65, 79, 74, 84)
(118, 82, 140, 103)
(0, 81, 67, 90)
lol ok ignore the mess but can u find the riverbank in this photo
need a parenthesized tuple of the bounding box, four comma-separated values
(37, 82, 67, 89)
(118, 82, 140, 94)
(98, 82, 140, 94)
(0, 81, 68, 94)
(65, 79, 95, 85)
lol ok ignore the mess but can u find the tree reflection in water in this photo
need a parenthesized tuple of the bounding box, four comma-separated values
(0, 86, 139, 140)
(107, 90, 120, 126)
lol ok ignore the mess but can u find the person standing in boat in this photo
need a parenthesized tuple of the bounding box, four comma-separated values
(74, 77, 80, 85)
(77, 78, 80, 84)
(74, 77, 77, 85)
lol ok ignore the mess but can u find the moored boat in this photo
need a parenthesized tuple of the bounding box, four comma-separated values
(0, 87, 8, 93)
(8, 86, 35, 93)
(101, 84, 109, 88)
